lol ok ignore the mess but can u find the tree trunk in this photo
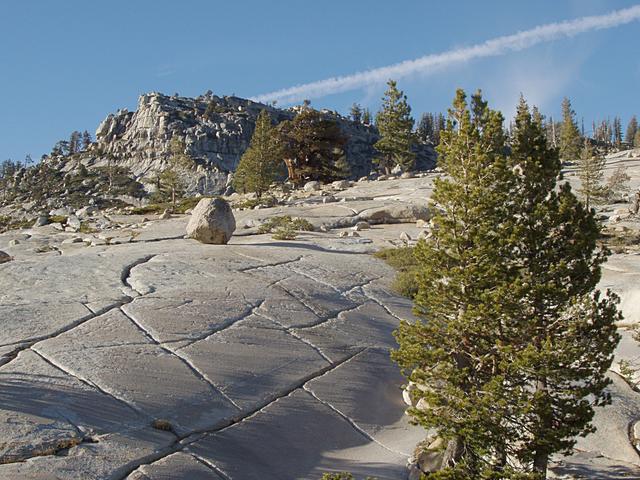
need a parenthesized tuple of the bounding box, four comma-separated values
(532, 377, 551, 478)
(284, 158, 298, 185)
(441, 436, 464, 468)
(533, 451, 548, 477)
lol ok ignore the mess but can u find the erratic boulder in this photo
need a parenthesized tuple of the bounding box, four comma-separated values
(359, 203, 431, 225)
(186, 198, 235, 244)
(0, 251, 12, 264)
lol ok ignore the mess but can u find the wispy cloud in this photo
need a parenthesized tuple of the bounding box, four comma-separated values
(252, 5, 640, 105)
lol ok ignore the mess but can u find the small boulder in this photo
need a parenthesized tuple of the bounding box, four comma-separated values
(49, 207, 71, 217)
(331, 180, 351, 190)
(186, 198, 236, 244)
(0, 251, 12, 264)
(66, 215, 82, 230)
(61, 237, 84, 245)
(400, 171, 415, 179)
(353, 221, 370, 231)
(8, 239, 20, 246)
(76, 206, 97, 218)
(33, 215, 49, 227)
(159, 209, 171, 220)
(400, 231, 412, 242)
(303, 181, 321, 192)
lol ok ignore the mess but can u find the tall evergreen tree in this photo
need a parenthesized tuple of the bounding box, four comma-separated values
(158, 136, 191, 206)
(626, 115, 638, 146)
(393, 91, 620, 478)
(82, 130, 92, 150)
(68, 131, 81, 155)
(635, 130, 640, 149)
(277, 108, 347, 185)
(374, 80, 416, 173)
(233, 110, 283, 197)
(362, 108, 372, 125)
(613, 116, 623, 149)
(350, 103, 363, 124)
(576, 140, 607, 209)
(417, 113, 434, 143)
(559, 97, 581, 162)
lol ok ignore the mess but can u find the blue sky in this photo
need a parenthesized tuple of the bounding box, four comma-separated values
(1, 0, 638, 162)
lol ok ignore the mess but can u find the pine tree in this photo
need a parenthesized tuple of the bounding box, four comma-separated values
(605, 164, 631, 201)
(374, 80, 416, 173)
(82, 130, 92, 150)
(393, 89, 515, 476)
(277, 108, 347, 185)
(393, 91, 620, 478)
(576, 140, 607, 209)
(613, 116, 623, 149)
(68, 131, 81, 155)
(233, 110, 283, 197)
(417, 113, 434, 143)
(626, 116, 638, 146)
(350, 103, 363, 124)
(362, 108, 372, 125)
(158, 136, 192, 206)
(635, 130, 640, 149)
(559, 97, 581, 162)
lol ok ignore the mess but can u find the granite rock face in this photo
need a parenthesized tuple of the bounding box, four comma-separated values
(61, 92, 436, 195)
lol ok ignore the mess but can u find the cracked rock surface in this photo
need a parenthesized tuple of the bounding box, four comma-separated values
(0, 193, 425, 478)
(2, 171, 640, 479)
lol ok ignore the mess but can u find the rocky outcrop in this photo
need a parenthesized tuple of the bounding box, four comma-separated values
(57, 92, 436, 195)
(186, 197, 236, 244)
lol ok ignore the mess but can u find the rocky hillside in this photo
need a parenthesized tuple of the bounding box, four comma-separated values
(58, 92, 436, 195)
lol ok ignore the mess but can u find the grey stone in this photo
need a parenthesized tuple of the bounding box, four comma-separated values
(61, 236, 84, 245)
(49, 207, 71, 216)
(303, 180, 321, 192)
(306, 348, 426, 455)
(33, 215, 49, 227)
(358, 203, 431, 225)
(353, 221, 370, 231)
(186, 198, 235, 244)
(66, 215, 82, 229)
(128, 452, 223, 479)
(0, 250, 11, 264)
(180, 317, 329, 409)
(331, 180, 351, 189)
(76, 206, 98, 218)
(35, 309, 239, 436)
(188, 390, 409, 480)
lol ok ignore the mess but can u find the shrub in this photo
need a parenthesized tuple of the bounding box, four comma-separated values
(258, 215, 314, 234)
(373, 246, 419, 298)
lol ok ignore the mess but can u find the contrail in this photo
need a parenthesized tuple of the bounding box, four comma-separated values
(252, 5, 640, 105)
